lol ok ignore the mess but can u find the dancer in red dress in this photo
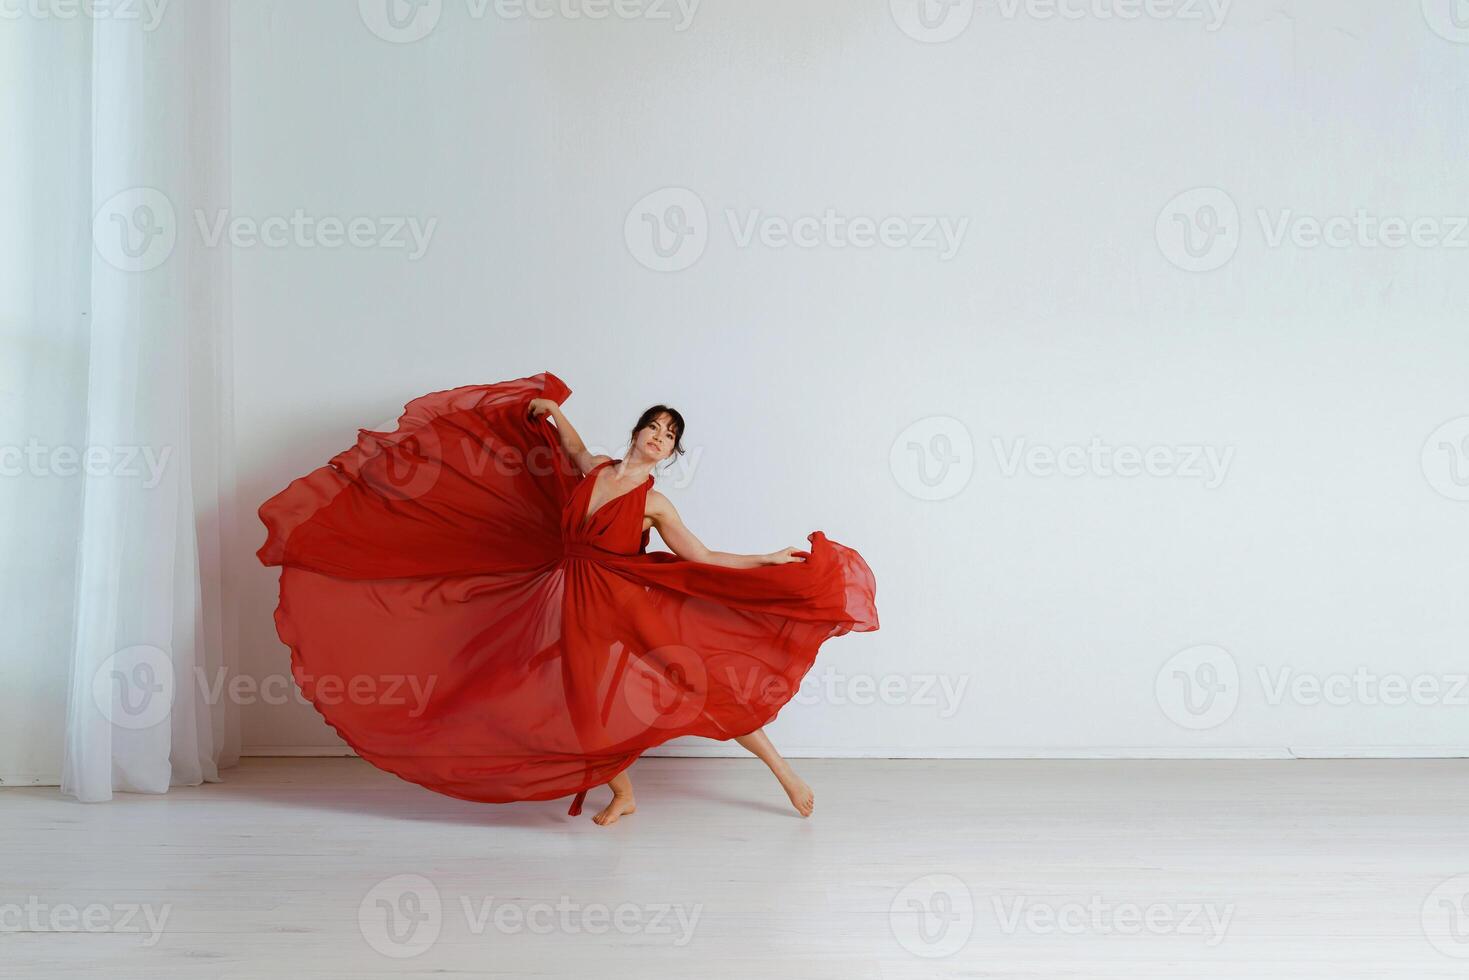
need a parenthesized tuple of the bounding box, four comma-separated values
(256, 371, 878, 825)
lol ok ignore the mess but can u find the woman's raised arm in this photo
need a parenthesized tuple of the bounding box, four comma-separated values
(527, 398, 608, 476)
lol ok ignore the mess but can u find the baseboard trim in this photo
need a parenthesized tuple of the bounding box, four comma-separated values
(240, 746, 358, 758)
(239, 745, 1469, 760)
(13, 747, 1465, 787)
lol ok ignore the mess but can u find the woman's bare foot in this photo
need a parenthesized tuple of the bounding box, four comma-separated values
(732, 728, 814, 817)
(776, 768, 814, 817)
(592, 792, 636, 826)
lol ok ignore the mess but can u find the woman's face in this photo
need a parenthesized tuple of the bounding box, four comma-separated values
(637, 413, 678, 462)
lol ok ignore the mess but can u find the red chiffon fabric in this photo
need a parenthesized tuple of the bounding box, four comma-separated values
(256, 371, 879, 814)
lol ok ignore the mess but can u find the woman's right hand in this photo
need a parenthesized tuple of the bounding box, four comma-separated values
(526, 398, 556, 423)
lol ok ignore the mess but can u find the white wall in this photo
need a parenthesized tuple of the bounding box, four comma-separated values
(232, 0, 1469, 758)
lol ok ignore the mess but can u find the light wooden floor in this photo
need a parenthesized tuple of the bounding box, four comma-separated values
(5, 757, 1469, 978)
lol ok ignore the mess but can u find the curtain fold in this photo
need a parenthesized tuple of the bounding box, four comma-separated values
(0, 2, 238, 799)
(0, 12, 93, 788)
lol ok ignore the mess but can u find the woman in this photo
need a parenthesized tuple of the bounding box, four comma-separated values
(528, 395, 823, 824)
(257, 371, 878, 826)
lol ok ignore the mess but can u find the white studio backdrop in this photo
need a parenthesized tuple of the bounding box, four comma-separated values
(218, 0, 1469, 761)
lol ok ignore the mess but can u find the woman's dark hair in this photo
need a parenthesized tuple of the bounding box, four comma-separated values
(630, 405, 685, 468)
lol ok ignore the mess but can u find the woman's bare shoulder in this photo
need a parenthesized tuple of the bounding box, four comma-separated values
(644, 488, 680, 520)
(576, 452, 613, 476)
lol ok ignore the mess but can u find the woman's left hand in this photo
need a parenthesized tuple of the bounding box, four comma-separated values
(765, 546, 810, 565)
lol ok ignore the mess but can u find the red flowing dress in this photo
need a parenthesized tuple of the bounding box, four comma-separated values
(256, 371, 879, 815)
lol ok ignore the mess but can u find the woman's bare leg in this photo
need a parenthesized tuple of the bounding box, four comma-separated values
(734, 728, 814, 817)
(592, 770, 636, 826)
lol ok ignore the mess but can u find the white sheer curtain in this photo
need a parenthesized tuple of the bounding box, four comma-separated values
(0, 2, 239, 800)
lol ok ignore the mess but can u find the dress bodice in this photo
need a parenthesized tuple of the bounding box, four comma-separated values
(562, 459, 653, 555)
